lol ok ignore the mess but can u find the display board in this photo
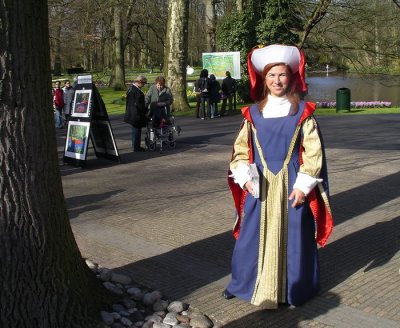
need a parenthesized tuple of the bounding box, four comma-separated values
(202, 52, 241, 79)
(63, 75, 120, 166)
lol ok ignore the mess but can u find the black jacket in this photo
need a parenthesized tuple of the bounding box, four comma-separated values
(221, 76, 236, 95)
(209, 79, 221, 103)
(124, 84, 146, 128)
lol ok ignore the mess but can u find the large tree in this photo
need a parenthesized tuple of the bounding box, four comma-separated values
(0, 1, 107, 326)
(204, 0, 217, 52)
(165, 0, 191, 112)
(109, 2, 126, 90)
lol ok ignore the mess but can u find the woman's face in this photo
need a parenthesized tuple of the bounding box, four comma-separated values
(265, 64, 290, 97)
(156, 82, 165, 91)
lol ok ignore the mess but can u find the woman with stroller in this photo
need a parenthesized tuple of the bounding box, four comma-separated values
(145, 76, 174, 128)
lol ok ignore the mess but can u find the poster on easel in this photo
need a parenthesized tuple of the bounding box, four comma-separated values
(63, 75, 120, 166)
(72, 90, 92, 118)
(65, 121, 91, 160)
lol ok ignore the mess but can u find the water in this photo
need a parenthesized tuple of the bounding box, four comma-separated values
(305, 72, 400, 106)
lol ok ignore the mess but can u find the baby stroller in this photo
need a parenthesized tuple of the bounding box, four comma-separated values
(145, 104, 181, 152)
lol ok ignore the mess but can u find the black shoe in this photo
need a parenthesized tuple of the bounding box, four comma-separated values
(134, 147, 146, 152)
(222, 289, 235, 300)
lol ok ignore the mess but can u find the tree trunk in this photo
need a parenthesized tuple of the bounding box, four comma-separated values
(53, 22, 62, 75)
(109, 5, 126, 90)
(165, 0, 190, 112)
(236, 0, 244, 12)
(205, 0, 217, 52)
(0, 1, 107, 326)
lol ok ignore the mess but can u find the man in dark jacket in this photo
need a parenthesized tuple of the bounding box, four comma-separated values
(221, 71, 236, 116)
(124, 75, 147, 152)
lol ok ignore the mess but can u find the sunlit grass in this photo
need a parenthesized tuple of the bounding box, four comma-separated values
(314, 107, 400, 116)
(71, 85, 400, 117)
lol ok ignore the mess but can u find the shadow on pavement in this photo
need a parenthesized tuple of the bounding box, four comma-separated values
(224, 292, 341, 328)
(320, 216, 400, 287)
(116, 231, 234, 299)
(330, 171, 400, 225)
(66, 189, 124, 220)
(112, 168, 400, 326)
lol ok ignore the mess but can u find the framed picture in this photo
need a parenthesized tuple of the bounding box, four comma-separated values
(72, 89, 92, 118)
(64, 121, 90, 160)
(90, 120, 119, 157)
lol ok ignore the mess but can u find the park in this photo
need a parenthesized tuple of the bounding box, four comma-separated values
(1, 1, 400, 327)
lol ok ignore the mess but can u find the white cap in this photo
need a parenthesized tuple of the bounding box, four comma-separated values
(251, 45, 301, 74)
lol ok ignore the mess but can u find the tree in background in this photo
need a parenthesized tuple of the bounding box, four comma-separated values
(0, 0, 108, 326)
(305, 0, 400, 72)
(165, 0, 191, 111)
(109, 2, 126, 90)
(205, 0, 217, 52)
(217, 0, 335, 100)
(256, 0, 302, 46)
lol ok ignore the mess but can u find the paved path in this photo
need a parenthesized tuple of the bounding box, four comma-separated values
(58, 113, 400, 327)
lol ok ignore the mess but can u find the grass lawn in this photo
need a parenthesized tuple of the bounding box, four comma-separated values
(95, 87, 400, 117)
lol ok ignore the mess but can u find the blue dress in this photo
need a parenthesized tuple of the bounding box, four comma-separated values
(227, 103, 320, 308)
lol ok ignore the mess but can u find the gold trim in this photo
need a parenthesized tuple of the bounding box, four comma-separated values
(250, 124, 301, 308)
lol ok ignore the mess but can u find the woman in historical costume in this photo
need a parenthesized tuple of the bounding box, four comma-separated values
(225, 44, 334, 309)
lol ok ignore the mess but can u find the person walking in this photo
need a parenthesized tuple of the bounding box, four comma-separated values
(224, 44, 334, 309)
(62, 80, 75, 124)
(124, 75, 148, 152)
(221, 71, 236, 116)
(52, 81, 64, 129)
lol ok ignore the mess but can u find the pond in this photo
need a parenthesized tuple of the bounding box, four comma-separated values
(305, 72, 400, 106)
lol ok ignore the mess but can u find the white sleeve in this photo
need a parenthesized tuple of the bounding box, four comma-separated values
(229, 162, 252, 189)
(293, 172, 323, 196)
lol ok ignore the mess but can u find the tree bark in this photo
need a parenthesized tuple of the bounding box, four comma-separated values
(109, 5, 126, 90)
(165, 0, 190, 112)
(0, 1, 107, 326)
(53, 22, 63, 75)
(205, 0, 217, 52)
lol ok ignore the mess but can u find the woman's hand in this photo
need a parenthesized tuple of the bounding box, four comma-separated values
(244, 180, 255, 196)
(289, 188, 306, 208)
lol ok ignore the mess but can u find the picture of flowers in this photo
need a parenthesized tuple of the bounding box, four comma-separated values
(72, 90, 92, 118)
(64, 121, 90, 160)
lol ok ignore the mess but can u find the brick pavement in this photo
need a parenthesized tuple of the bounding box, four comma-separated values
(58, 113, 400, 327)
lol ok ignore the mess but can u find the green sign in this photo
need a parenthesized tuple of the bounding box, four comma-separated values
(202, 52, 241, 79)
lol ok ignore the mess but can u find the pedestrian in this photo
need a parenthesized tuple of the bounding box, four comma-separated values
(193, 79, 202, 118)
(62, 80, 75, 124)
(52, 81, 64, 129)
(224, 44, 334, 309)
(124, 75, 148, 152)
(209, 74, 221, 118)
(221, 71, 236, 116)
(196, 69, 211, 120)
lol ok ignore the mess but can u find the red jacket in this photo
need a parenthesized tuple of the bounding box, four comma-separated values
(53, 88, 64, 108)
